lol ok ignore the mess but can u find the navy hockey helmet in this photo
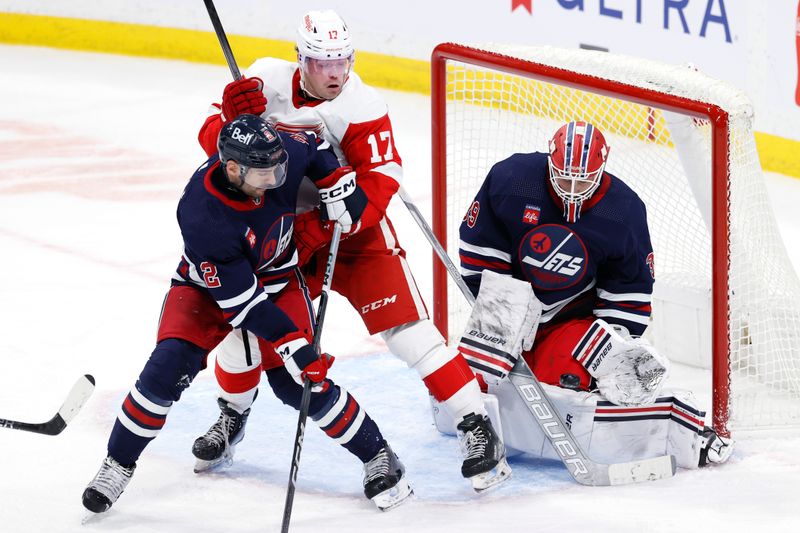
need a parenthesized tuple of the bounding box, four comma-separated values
(217, 114, 289, 189)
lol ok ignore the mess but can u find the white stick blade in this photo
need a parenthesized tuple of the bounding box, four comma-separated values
(607, 455, 677, 485)
(57, 375, 96, 424)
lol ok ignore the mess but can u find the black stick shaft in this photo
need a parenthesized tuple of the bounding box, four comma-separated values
(280, 224, 343, 533)
(202, 0, 242, 80)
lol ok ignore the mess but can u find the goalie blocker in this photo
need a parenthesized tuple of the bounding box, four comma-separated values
(437, 270, 732, 471)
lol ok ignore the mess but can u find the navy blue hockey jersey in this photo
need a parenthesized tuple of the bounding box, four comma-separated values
(459, 152, 655, 336)
(172, 131, 340, 343)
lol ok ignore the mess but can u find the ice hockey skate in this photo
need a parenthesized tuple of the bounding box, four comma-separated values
(82, 456, 136, 514)
(362, 444, 413, 511)
(699, 427, 734, 466)
(457, 413, 511, 492)
(192, 398, 250, 473)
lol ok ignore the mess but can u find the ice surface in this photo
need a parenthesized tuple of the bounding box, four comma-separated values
(0, 45, 798, 532)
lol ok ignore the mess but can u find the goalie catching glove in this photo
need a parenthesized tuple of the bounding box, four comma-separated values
(275, 332, 334, 388)
(459, 270, 542, 385)
(572, 319, 669, 406)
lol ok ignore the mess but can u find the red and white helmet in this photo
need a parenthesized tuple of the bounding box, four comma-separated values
(296, 10, 354, 61)
(547, 121, 609, 222)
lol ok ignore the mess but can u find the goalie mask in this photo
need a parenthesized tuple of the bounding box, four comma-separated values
(548, 121, 609, 223)
(296, 10, 355, 100)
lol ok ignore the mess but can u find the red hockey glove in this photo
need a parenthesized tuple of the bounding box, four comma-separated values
(275, 333, 334, 386)
(293, 210, 334, 266)
(221, 77, 267, 122)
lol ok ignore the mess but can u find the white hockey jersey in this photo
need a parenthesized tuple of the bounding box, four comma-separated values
(199, 58, 403, 229)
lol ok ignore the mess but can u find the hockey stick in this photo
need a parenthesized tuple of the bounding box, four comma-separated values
(202, 0, 242, 80)
(281, 223, 344, 533)
(199, 2, 333, 526)
(0, 374, 95, 436)
(398, 187, 676, 485)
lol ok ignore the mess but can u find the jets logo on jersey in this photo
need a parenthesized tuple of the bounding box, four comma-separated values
(522, 204, 541, 225)
(518, 224, 588, 290)
(646, 252, 655, 279)
(259, 214, 295, 269)
(464, 200, 480, 228)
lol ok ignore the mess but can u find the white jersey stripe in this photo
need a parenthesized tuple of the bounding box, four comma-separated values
(459, 239, 512, 263)
(597, 288, 652, 303)
(229, 291, 269, 327)
(539, 280, 598, 322)
(371, 161, 403, 185)
(594, 308, 651, 325)
(216, 277, 259, 309)
(183, 253, 205, 285)
(258, 249, 299, 272)
(461, 266, 482, 277)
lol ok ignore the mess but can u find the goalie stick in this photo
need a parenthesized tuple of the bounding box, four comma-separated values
(399, 187, 676, 485)
(0, 374, 95, 436)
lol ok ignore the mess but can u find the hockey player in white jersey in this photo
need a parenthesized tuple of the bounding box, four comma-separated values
(194, 10, 508, 493)
(433, 121, 733, 473)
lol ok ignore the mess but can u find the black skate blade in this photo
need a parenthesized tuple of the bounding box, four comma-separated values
(469, 457, 512, 492)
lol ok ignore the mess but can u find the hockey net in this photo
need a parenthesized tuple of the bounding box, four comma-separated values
(431, 43, 800, 435)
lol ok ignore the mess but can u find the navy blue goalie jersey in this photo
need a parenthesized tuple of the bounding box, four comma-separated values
(172, 131, 339, 343)
(459, 152, 655, 336)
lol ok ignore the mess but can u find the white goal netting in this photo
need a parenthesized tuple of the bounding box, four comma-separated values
(433, 43, 800, 432)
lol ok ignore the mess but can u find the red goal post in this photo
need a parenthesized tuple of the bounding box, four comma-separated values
(430, 42, 800, 436)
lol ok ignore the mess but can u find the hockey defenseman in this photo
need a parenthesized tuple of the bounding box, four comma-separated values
(433, 121, 733, 471)
(194, 10, 508, 491)
(82, 115, 411, 514)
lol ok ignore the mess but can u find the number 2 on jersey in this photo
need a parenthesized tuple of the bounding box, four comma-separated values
(367, 131, 394, 164)
(200, 261, 221, 288)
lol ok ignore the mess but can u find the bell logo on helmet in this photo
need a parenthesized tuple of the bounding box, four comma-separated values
(231, 127, 254, 145)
